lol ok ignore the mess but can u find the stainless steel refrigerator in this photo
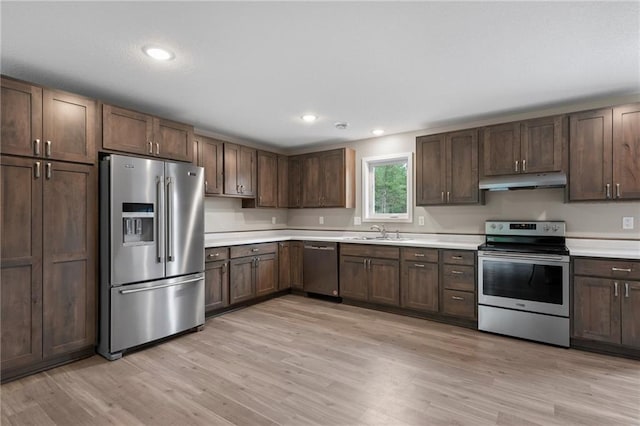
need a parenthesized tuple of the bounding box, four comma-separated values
(98, 154, 204, 360)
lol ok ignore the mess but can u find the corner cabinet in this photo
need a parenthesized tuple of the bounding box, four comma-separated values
(301, 148, 356, 208)
(569, 103, 640, 201)
(572, 258, 640, 351)
(1, 157, 96, 380)
(416, 129, 479, 205)
(1, 77, 96, 164)
(481, 115, 565, 177)
(102, 104, 193, 163)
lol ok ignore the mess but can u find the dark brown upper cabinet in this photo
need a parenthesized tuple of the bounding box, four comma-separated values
(416, 129, 479, 206)
(223, 143, 256, 197)
(102, 103, 193, 163)
(569, 103, 640, 201)
(196, 134, 224, 196)
(1, 77, 96, 164)
(288, 156, 302, 208)
(300, 148, 356, 208)
(243, 150, 277, 208)
(481, 115, 565, 177)
(277, 155, 289, 208)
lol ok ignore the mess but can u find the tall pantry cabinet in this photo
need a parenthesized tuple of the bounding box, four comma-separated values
(0, 77, 97, 381)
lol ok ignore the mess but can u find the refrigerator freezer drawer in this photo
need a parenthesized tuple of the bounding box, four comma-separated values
(109, 273, 205, 353)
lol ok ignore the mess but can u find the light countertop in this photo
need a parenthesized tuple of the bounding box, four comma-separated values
(205, 230, 639, 259)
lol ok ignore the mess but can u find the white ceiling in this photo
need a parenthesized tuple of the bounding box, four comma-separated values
(2, 1, 639, 150)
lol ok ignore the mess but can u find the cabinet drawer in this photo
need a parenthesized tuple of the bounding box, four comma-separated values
(574, 258, 640, 280)
(401, 247, 438, 263)
(205, 247, 229, 262)
(442, 290, 476, 319)
(340, 244, 399, 260)
(441, 250, 475, 266)
(442, 265, 475, 292)
(230, 243, 277, 258)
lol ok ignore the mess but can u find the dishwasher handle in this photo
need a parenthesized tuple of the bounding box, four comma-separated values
(304, 245, 335, 251)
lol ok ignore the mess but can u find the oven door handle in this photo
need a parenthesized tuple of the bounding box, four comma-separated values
(479, 251, 567, 262)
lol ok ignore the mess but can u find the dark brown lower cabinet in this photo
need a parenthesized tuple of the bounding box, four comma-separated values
(290, 241, 304, 289)
(572, 257, 640, 351)
(278, 242, 291, 290)
(229, 247, 277, 304)
(401, 261, 439, 313)
(368, 259, 400, 306)
(339, 256, 369, 301)
(255, 254, 277, 297)
(1, 156, 96, 379)
(204, 260, 228, 313)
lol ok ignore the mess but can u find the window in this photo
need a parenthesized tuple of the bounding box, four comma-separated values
(362, 152, 413, 223)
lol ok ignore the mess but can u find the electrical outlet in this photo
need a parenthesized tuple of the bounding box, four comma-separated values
(354, 216, 362, 226)
(319, 216, 324, 225)
(622, 217, 634, 230)
(271, 216, 276, 225)
(418, 216, 425, 226)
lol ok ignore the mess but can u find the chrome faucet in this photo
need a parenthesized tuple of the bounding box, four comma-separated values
(370, 224, 387, 238)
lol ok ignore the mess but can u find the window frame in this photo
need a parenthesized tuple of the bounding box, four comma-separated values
(362, 152, 413, 223)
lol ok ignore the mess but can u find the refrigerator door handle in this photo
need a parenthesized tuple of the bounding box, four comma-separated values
(167, 176, 174, 262)
(156, 176, 164, 263)
(118, 276, 202, 294)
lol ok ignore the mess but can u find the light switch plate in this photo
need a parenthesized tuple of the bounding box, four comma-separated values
(418, 216, 425, 226)
(319, 216, 324, 225)
(354, 216, 362, 226)
(622, 217, 634, 229)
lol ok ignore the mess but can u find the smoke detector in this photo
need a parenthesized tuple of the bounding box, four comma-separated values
(334, 121, 349, 130)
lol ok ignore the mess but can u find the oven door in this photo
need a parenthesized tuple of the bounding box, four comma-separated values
(478, 251, 569, 317)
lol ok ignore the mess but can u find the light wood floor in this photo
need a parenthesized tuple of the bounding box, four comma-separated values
(2, 295, 639, 425)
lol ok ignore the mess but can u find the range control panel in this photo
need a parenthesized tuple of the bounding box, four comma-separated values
(485, 221, 566, 236)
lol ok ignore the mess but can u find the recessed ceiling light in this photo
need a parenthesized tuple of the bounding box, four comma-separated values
(372, 129, 385, 136)
(301, 114, 318, 123)
(143, 46, 175, 61)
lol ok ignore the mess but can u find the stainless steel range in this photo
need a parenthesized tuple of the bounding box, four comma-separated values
(477, 220, 570, 347)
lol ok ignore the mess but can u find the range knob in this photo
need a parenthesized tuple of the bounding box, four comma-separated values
(543, 224, 550, 232)
(552, 225, 559, 232)
(491, 224, 496, 229)
(498, 224, 504, 230)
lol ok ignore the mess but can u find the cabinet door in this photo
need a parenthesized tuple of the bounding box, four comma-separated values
(446, 130, 479, 204)
(612, 103, 640, 200)
(256, 151, 277, 207)
(302, 154, 321, 207)
(569, 109, 613, 201)
(520, 115, 563, 174)
(42, 161, 96, 358)
(278, 242, 291, 290)
(482, 123, 520, 176)
(573, 276, 620, 344)
(416, 134, 446, 205)
(155, 118, 193, 163)
(368, 259, 400, 306)
(290, 242, 304, 289)
(43, 90, 96, 164)
(256, 254, 277, 297)
(320, 149, 345, 207)
(229, 257, 255, 304)
(621, 281, 640, 348)
(339, 256, 368, 301)
(288, 156, 302, 208)
(1, 157, 43, 372)
(277, 156, 289, 208)
(1, 78, 42, 157)
(401, 261, 439, 313)
(103, 104, 154, 156)
(204, 260, 228, 312)
(223, 143, 241, 195)
(239, 146, 256, 197)
(198, 135, 223, 195)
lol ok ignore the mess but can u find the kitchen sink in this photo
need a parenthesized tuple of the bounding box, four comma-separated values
(346, 236, 412, 242)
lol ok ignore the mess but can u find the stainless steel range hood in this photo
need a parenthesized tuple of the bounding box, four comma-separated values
(479, 172, 567, 191)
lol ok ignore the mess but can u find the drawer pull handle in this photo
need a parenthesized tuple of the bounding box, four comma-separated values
(414, 253, 425, 257)
(45, 140, 52, 157)
(34, 161, 41, 178)
(450, 270, 464, 275)
(605, 184, 611, 199)
(207, 253, 220, 258)
(612, 267, 632, 272)
(616, 183, 621, 199)
(414, 264, 425, 268)
(34, 139, 40, 155)
(625, 282, 629, 298)
(451, 296, 464, 301)
(451, 255, 463, 260)
(614, 282, 619, 297)
(251, 248, 259, 252)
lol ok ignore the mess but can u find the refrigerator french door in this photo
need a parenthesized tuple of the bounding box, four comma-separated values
(98, 155, 204, 360)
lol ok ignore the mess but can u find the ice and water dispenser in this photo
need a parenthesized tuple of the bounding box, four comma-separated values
(122, 203, 154, 245)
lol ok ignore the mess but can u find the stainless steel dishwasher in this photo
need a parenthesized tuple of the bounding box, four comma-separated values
(303, 241, 339, 296)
